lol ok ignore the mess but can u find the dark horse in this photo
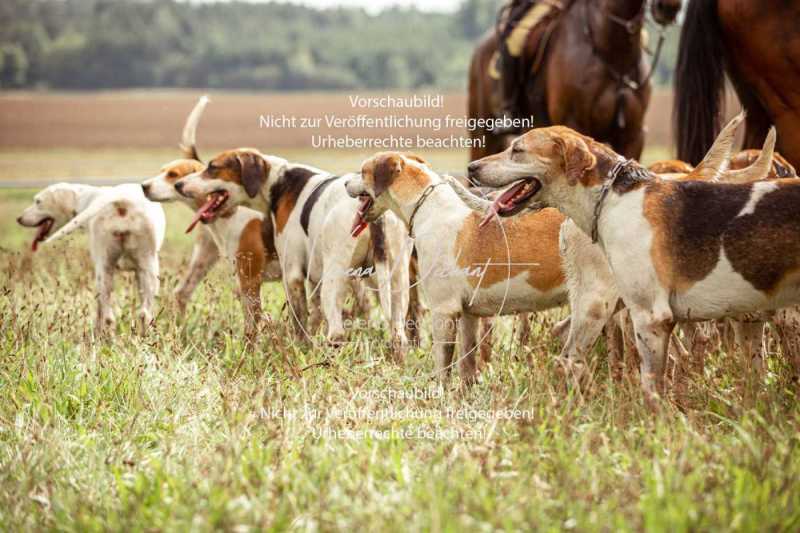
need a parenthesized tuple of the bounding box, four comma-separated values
(468, 0, 682, 161)
(675, 0, 800, 167)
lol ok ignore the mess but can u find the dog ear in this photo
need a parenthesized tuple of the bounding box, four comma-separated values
(373, 154, 404, 197)
(237, 153, 269, 198)
(555, 136, 596, 185)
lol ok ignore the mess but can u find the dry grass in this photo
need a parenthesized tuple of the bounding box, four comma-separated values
(1, 186, 799, 531)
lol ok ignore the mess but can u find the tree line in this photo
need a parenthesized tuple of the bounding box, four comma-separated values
(0, 0, 677, 91)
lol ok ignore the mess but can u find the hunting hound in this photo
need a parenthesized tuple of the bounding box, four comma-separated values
(344, 152, 567, 383)
(468, 123, 800, 397)
(17, 183, 165, 334)
(141, 97, 282, 341)
(174, 150, 412, 360)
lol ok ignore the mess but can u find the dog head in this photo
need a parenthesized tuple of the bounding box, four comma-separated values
(141, 159, 205, 203)
(17, 184, 80, 251)
(467, 126, 617, 218)
(175, 148, 271, 232)
(345, 152, 430, 237)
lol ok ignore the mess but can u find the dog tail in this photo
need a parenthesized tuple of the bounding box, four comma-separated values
(443, 174, 493, 212)
(43, 195, 141, 245)
(720, 127, 777, 184)
(694, 111, 745, 181)
(180, 95, 209, 162)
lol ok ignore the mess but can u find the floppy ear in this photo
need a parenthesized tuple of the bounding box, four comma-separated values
(53, 187, 79, 218)
(237, 153, 269, 198)
(373, 154, 404, 197)
(554, 136, 596, 185)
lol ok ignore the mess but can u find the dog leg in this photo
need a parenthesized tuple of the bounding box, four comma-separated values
(679, 321, 711, 378)
(405, 257, 423, 345)
(560, 221, 620, 364)
(174, 229, 219, 313)
(94, 258, 118, 336)
(307, 281, 324, 334)
(432, 312, 458, 379)
(238, 275, 262, 347)
(771, 306, 800, 383)
(515, 313, 532, 347)
(284, 274, 309, 342)
(607, 313, 627, 382)
(478, 318, 494, 364)
(731, 319, 766, 375)
(562, 297, 619, 366)
(385, 245, 410, 363)
(135, 254, 159, 333)
(459, 312, 480, 385)
(321, 276, 348, 346)
(630, 308, 675, 399)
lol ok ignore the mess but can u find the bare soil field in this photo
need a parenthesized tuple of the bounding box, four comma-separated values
(0, 89, 678, 182)
(0, 89, 675, 150)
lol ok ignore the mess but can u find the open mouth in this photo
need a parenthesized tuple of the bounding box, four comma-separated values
(479, 178, 541, 227)
(30, 217, 54, 252)
(186, 190, 229, 233)
(351, 195, 373, 238)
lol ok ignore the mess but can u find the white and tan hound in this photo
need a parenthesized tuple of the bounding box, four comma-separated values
(17, 183, 165, 335)
(468, 124, 800, 397)
(174, 149, 412, 360)
(344, 152, 567, 383)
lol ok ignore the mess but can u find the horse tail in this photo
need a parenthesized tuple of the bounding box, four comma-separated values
(674, 0, 727, 165)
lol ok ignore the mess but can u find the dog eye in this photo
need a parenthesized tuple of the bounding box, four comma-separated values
(167, 171, 177, 178)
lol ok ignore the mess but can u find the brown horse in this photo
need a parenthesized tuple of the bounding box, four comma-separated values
(468, 0, 681, 162)
(675, 0, 800, 168)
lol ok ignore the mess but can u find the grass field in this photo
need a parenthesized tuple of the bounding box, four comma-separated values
(2, 180, 800, 531)
(1, 91, 797, 530)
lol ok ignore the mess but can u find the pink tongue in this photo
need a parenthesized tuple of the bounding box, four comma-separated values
(351, 215, 367, 238)
(31, 222, 50, 252)
(185, 197, 217, 234)
(479, 181, 530, 228)
(350, 197, 371, 238)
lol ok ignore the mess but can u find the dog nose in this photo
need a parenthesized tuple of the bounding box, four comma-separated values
(141, 183, 150, 195)
(174, 181, 184, 193)
(16, 216, 23, 225)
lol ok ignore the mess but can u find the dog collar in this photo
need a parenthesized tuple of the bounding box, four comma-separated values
(591, 158, 629, 243)
(407, 182, 445, 238)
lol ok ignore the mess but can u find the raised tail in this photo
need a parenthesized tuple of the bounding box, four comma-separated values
(443, 174, 493, 212)
(694, 111, 746, 180)
(674, 0, 727, 165)
(720, 127, 777, 184)
(44, 195, 138, 245)
(180, 95, 210, 162)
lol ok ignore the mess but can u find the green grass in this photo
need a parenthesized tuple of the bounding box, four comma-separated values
(2, 177, 800, 531)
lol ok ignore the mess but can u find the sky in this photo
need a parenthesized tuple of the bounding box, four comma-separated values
(190, 0, 464, 14)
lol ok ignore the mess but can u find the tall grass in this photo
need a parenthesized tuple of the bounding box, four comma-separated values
(1, 194, 798, 531)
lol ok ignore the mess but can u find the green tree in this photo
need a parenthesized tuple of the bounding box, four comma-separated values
(0, 44, 29, 88)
